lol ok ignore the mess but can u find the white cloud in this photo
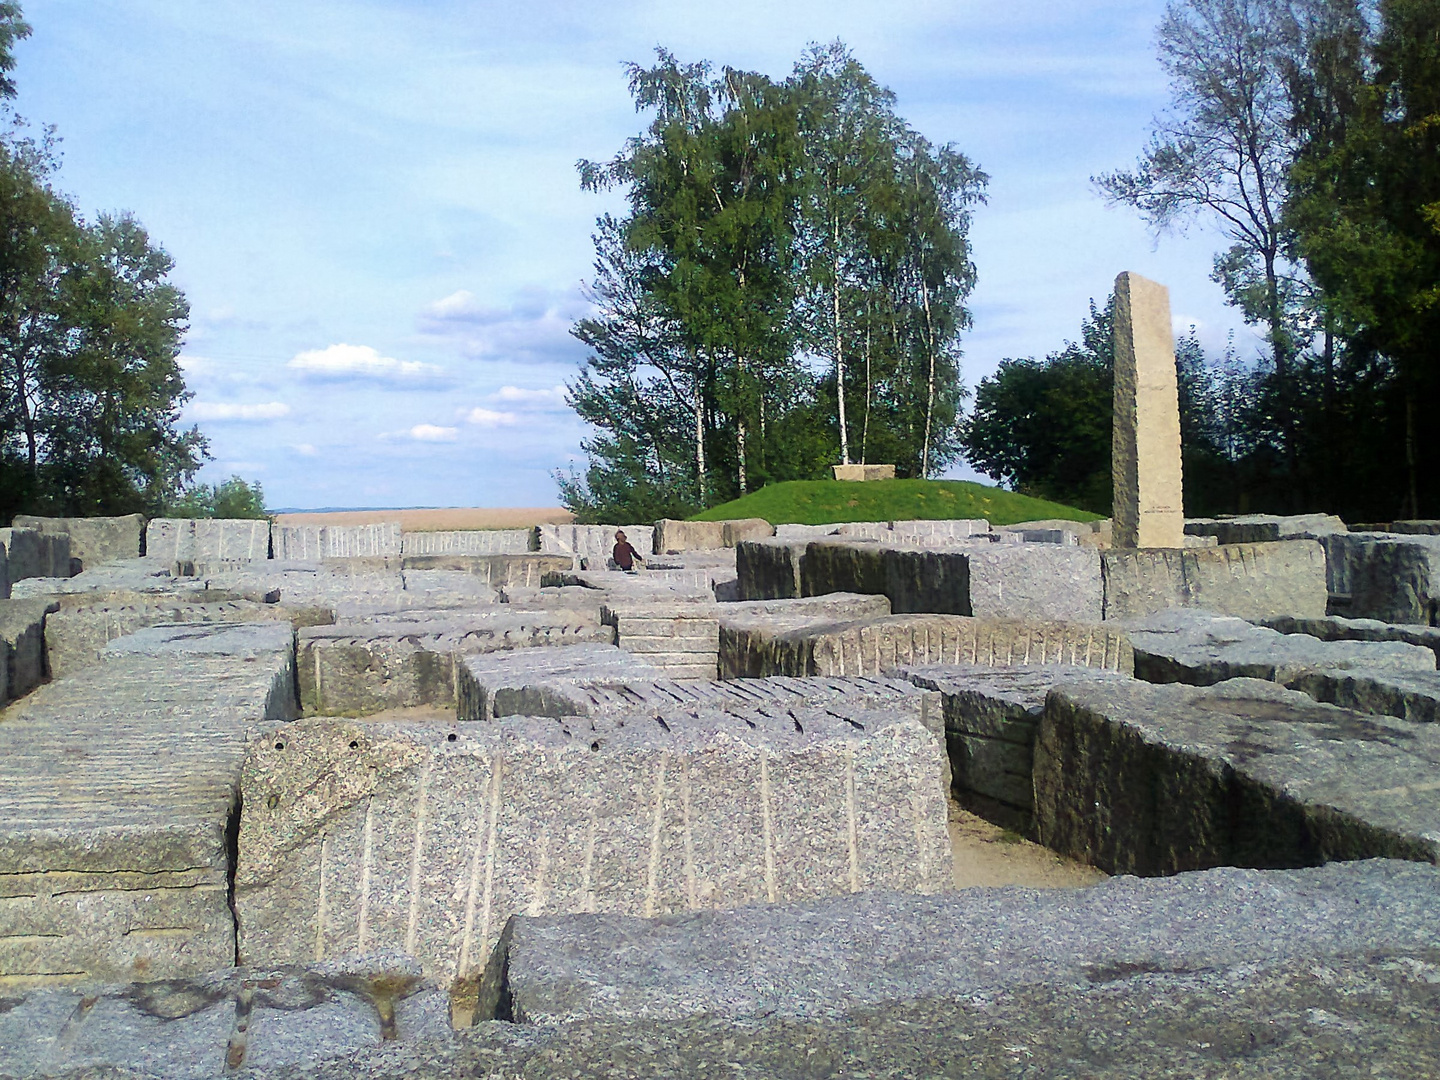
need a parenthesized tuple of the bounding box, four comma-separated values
(417, 287, 591, 365)
(189, 400, 292, 421)
(288, 343, 446, 383)
(293, 443, 319, 456)
(466, 407, 519, 427)
(409, 423, 459, 441)
(491, 384, 568, 405)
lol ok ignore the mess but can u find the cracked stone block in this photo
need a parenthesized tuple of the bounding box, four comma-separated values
(1261, 613, 1440, 663)
(0, 598, 57, 701)
(235, 709, 951, 996)
(496, 859, 1440, 1025)
(297, 611, 613, 714)
(0, 648, 295, 987)
(144, 518, 271, 563)
(12, 514, 143, 572)
(0, 528, 68, 581)
(1102, 540, 1328, 620)
(1034, 677, 1440, 876)
(1122, 609, 1434, 686)
(730, 613, 1133, 680)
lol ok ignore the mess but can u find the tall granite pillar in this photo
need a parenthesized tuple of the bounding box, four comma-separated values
(1112, 272, 1185, 549)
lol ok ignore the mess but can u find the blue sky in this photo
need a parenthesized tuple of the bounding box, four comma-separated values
(19, 0, 1261, 509)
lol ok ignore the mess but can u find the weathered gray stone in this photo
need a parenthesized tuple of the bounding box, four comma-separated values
(0, 956, 456, 1078)
(602, 603, 718, 679)
(402, 552, 570, 589)
(274, 522, 403, 560)
(535, 523, 654, 568)
(1122, 609, 1434, 686)
(0, 527, 44, 580)
(498, 859, 1440, 1025)
(13, 514, 143, 570)
(1349, 534, 1440, 624)
(1262, 613, 1440, 662)
(1284, 667, 1440, 725)
(0, 545, 6, 601)
(1102, 539, 1327, 620)
(1111, 271, 1185, 549)
(651, 519, 725, 553)
(101, 619, 294, 662)
(732, 613, 1134, 679)
(144, 518, 271, 562)
(0, 598, 57, 700)
(1034, 677, 1440, 875)
(773, 522, 844, 541)
(235, 710, 951, 996)
(456, 643, 664, 719)
(1391, 519, 1440, 535)
(890, 518, 990, 538)
(802, 539, 1104, 621)
(1184, 513, 1347, 546)
(401, 528, 534, 555)
(45, 598, 316, 679)
(902, 663, 1134, 828)
(720, 517, 774, 546)
(298, 611, 613, 714)
(734, 538, 808, 600)
(718, 594, 893, 678)
(0, 649, 295, 986)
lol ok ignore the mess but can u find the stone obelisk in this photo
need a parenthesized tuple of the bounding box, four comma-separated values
(1112, 272, 1185, 549)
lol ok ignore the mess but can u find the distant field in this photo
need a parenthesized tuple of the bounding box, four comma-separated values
(271, 507, 573, 531)
(690, 479, 1100, 526)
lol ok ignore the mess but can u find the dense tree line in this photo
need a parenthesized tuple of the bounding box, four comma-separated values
(975, 0, 1439, 521)
(560, 44, 986, 521)
(0, 4, 208, 523)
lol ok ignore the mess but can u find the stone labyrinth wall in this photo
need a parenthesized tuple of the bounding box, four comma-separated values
(0, 509, 1438, 1076)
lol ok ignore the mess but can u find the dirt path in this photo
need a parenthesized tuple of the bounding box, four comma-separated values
(948, 800, 1105, 890)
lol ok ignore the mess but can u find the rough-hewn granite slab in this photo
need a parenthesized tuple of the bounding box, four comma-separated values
(1285, 667, 1440, 724)
(1184, 514, 1347, 545)
(456, 643, 664, 719)
(902, 663, 1134, 830)
(144, 518, 271, 563)
(0, 598, 57, 701)
(273, 522, 403, 560)
(402, 528, 534, 555)
(1122, 609, 1434, 686)
(0, 649, 295, 986)
(730, 613, 1133, 679)
(1262, 613, 1440, 661)
(735, 538, 809, 600)
(535, 524, 654, 567)
(0, 528, 69, 581)
(297, 611, 613, 714)
(802, 539, 1104, 622)
(497, 859, 1439, 1024)
(1349, 534, 1440, 624)
(12, 514, 143, 571)
(1102, 540, 1328, 620)
(1034, 677, 1440, 875)
(400, 553, 570, 589)
(718, 593, 893, 678)
(601, 602, 719, 680)
(235, 711, 950, 995)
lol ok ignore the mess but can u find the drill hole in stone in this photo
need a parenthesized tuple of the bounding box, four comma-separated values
(274, 742, 285, 751)
(349, 741, 359, 749)
(590, 741, 600, 752)
(447, 733, 457, 742)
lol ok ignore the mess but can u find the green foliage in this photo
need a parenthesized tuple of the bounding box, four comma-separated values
(690, 478, 1099, 527)
(164, 475, 267, 520)
(564, 43, 985, 517)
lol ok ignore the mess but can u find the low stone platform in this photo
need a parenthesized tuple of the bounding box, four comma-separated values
(1122, 609, 1435, 686)
(1034, 677, 1440, 875)
(297, 610, 612, 714)
(235, 710, 951, 997)
(1263, 612, 1440, 662)
(717, 593, 893, 678)
(0, 648, 296, 987)
(729, 613, 1134, 679)
(497, 859, 1440, 1024)
(456, 642, 663, 719)
(601, 602, 719, 679)
(903, 663, 1134, 831)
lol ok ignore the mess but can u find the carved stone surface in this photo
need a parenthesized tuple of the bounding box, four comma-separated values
(401, 529, 535, 556)
(12, 514, 143, 571)
(1034, 677, 1440, 875)
(273, 522, 403, 560)
(235, 711, 951, 994)
(145, 518, 272, 563)
(1101, 540, 1327, 620)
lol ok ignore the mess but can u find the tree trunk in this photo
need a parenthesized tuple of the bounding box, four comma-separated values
(833, 214, 849, 465)
(919, 276, 937, 478)
(862, 317, 872, 465)
(694, 385, 707, 506)
(737, 419, 747, 494)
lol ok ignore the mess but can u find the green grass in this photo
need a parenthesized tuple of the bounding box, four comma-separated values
(690, 478, 1102, 527)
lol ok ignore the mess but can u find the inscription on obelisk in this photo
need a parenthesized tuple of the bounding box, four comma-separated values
(1112, 271, 1185, 549)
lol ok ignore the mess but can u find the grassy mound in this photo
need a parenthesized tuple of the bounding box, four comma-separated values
(690, 479, 1101, 527)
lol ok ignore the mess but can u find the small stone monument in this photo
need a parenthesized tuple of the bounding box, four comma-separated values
(833, 464, 896, 482)
(1111, 271, 1185, 549)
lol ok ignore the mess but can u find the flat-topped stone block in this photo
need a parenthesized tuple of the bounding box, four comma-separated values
(457, 643, 664, 719)
(1101, 539, 1328, 620)
(1184, 513, 1346, 545)
(1285, 666, 1440, 725)
(273, 522, 402, 560)
(718, 594, 893, 678)
(0, 598, 56, 701)
(235, 710, 951, 996)
(603, 606, 718, 680)
(831, 463, 895, 481)
(732, 613, 1133, 679)
(735, 539, 811, 600)
(0, 527, 69, 581)
(1349, 534, 1440, 624)
(1262, 613, 1440, 662)
(496, 859, 1440, 1025)
(1034, 677, 1440, 875)
(12, 514, 143, 571)
(1122, 609, 1434, 686)
(144, 518, 271, 563)
(401, 552, 570, 589)
(0, 649, 295, 987)
(298, 611, 613, 714)
(652, 518, 773, 554)
(400, 528, 534, 556)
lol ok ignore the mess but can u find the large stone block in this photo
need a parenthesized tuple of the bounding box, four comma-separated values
(731, 613, 1133, 679)
(12, 513, 143, 570)
(1111, 271, 1185, 549)
(720, 518, 775, 546)
(144, 518, 271, 563)
(44, 598, 313, 679)
(1284, 667, 1440, 725)
(718, 594, 894, 679)
(235, 710, 951, 996)
(1102, 540, 1327, 620)
(1262, 613, 1440, 663)
(297, 611, 613, 714)
(496, 859, 1440, 1026)
(1349, 535, 1440, 625)
(1122, 609, 1434, 687)
(0, 649, 294, 986)
(1390, 519, 1440, 535)
(603, 604, 719, 679)
(273, 522, 402, 560)
(456, 643, 664, 719)
(400, 528, 534, 555)
(0, 598, 57, 701)
(1034, 677, 1440, 875)
(535, 524, 655, 568)
(831, 463, 895, 480)
(651, 519, 726, 553)
(801, 539, 1103, 621)
(401, 552, 569, 589)
(1184, 513, 1347, 545)
(735, 538, 808, 600)
(889, 518, 990, 538)
(0, 528, 43, 581)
